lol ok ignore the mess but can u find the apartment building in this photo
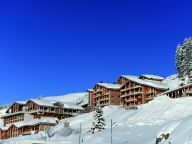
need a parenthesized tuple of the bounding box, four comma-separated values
(120, 76, 168, 108)
(92, 83, 122, 109)
(0, 99, 83, 139)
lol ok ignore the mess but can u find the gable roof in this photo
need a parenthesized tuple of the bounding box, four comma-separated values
(6, 101, 27, 113)
(97, 83, 122, 90)
(0, 117, 58, 130)
(140, 74, 164, 80)
(87, 89, 94, 92)
(5, 98, 83, 114)
(122, 77, 169, 90)
(121, 75, 139, 79)
(14, 117, 58, 128)
(28, 99, 83, 110)
(161, 83, 192, 95)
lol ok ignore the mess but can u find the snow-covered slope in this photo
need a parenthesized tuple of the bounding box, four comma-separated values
(162, 74, 184, 89)
(44, 92, 88, 106)
(3, 95, 192, 144)
(0, 108, 7, 127)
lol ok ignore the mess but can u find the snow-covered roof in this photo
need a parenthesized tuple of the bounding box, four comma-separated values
(29, 99, 83, 110)
(15, 117, 58, 128)
(44, 92, 88, 107)
(15, 101, 27, 105)
(97, 83, 122, 90)
(1, 111, 25, 118)
(0, 108, 7, 116)
(0, 117, 58, 130)
(4, 97, 84, 115)
(140, 74, 164, 80)
(123, 77, 169, 90)
(6, 101, 27, 113)
(87, 89, 94, 92)
(161, 83, 192, 95)
(2, 100, 82, 118)
(162, 74, 186, 89)
(121, 75, 139, 79)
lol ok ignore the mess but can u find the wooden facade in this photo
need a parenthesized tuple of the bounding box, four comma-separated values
(25, 100, 81, 119)
(87, 89, 94, 111)
(164, 84, 192, 98)
(0, 99, 83, 140)
(2, 100, 82, 127)
(3, 113, 25, 127)
(10, 102, 25, 113)
(93, 83, 121, 109)
(117, 76, 130, 84)
(120, 80, 167, 108)
(0, 123, 56, 140)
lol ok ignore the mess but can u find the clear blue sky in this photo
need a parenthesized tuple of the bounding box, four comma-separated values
(0, 0, 191, 105)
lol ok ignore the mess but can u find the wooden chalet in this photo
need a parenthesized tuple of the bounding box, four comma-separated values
(120, 77, 168, 108)
(2, 99, 82, 127)
(116, 75, 138, 84)
(0, 117, 58, 139)
(92, 83, 122, 109)
(0, 98, 83, 139)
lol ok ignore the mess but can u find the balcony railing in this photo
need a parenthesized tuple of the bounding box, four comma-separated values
(121, 85, 142, 92)
(125, 98, 137, 103)
(121, 91, 142, 97)
(147, 91, 156, 94)
(146, 96, 154, 101)
(104, 92, 109, 96)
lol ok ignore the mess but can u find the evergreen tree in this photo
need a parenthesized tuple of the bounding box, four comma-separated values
(176, 37, 192, 79)
(61, 120, 73, 137)
(176, 44, 183, 77)
(91, 106, 106, 134)
(188, 61, 192, 84)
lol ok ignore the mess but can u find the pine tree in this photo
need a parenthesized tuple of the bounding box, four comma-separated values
(61, 120, 73, 137)
(44, 125, 53, 140)
(188, 61, 192, 84)
(91, 106, 106, 134)
(176, 44, 183, 77)
(176, 37, 192, 79)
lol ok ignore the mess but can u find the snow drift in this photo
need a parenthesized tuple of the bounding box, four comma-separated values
(2, 95, 192, 144)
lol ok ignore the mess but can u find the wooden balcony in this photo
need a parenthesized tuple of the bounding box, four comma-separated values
(127, 104, 137, 108)
(186, 91, 192, 95)
(134, 91, 143, 95)
(28, 109, 78, 116)
(146, 96, 154, 101)
(121, 86, 142, 92)
(147, 91, 156, 94)
(94, 90, 102, 95)
(99, 103, 109, 107)
(121, 91, 142, 97)
(125, 98, 137, 103)
(104, 92, 109, 96)
(101, 97, 109, 101)
(94, 93, 102, 98)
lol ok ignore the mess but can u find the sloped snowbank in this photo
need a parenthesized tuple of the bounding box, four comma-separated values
(2, 95, 192, 144)
(162, 74, 181, 89)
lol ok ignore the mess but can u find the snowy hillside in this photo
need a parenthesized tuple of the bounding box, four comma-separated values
(2, 95, 192, 144)
(1, 75, 191, 144)
(0, 108, 7, 127)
